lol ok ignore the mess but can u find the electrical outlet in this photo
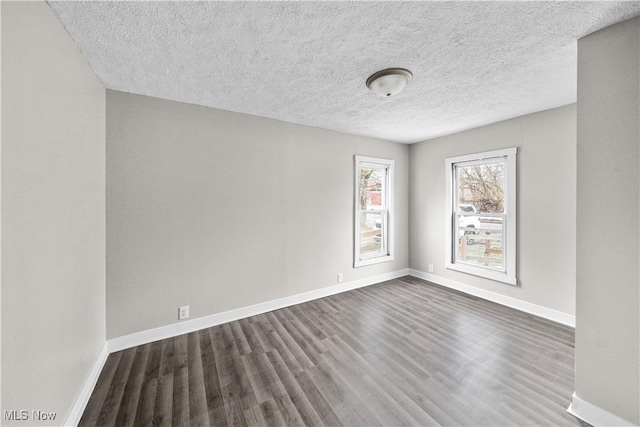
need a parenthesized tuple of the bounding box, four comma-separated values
(179, 305, 189, 320)
(428, 264, 434, 273)
(337, 273, 343, 283)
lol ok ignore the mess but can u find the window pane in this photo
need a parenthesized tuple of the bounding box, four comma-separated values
(456, 160, 505, 213)
(355, 156, 394, 268)
(359, 168, 384, 210)
(456, 215, 504, 271)
(360, 212, 384, 257)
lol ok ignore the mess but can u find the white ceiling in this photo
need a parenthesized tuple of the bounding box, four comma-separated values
(48, 1, 639, 144)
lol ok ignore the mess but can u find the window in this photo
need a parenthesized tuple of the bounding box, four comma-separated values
(445, 148, 517, 285)
(354, 156, 394, 267)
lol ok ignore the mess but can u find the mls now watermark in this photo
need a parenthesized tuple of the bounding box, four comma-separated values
(4, 410, 57, 421)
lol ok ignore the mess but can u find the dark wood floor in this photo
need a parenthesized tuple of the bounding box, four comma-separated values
(81, 276, 583, 426)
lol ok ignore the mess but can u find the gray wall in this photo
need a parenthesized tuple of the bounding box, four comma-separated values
(1, 1, 106, 425)
(409, 105, 577, 316)
(575, 17, 639, 424)
(106, 91, 409, 339)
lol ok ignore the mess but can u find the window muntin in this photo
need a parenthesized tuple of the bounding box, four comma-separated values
(355, 156, 394, 267)
(446, 148, 517, 285)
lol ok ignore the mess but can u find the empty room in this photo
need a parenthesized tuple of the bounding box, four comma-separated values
(1, 1, 639, 426)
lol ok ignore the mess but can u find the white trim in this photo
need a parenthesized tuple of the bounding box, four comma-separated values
(63, 270, 409, 424)
(445, 147, 517, 285)
(443, 147, 518, 165)
(354, 253, 394, 267)
(567, 392, 635, 427)
(108, 269, 409, 352)
(409, 269, 575, 327)
(444, 261, 517, 286)
(64, 343, 109, 427)
(354, 155, 395, 268)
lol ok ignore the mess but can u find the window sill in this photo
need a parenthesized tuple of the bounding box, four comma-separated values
(446, 262, 517, 286)
(354, 254, 394, 268)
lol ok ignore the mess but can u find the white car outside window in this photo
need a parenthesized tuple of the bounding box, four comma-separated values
(458, 204, 481, 244)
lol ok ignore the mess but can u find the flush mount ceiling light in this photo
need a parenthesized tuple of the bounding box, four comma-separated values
(366, 68, 413, 97)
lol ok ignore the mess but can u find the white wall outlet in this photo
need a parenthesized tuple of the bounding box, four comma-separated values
(178, 305, 189, 320)
(428, 264, 434, 273)
(337, 273, 343, 283)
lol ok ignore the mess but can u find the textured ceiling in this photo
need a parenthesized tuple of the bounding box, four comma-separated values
(48, 1, 639, 144)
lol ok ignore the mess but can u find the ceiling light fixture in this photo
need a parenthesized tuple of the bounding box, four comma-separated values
(366, 68, 413, 97)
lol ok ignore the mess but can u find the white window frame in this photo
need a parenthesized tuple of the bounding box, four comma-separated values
(354, 155, 394, 267)
(445, 148, 517, 285)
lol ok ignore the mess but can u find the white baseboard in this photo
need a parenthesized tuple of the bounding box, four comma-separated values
(409, 269, 575, 327)
(64, 343, 109, 427)
(568, 392, 635, 426)
(108, 268, 410, 353)
(64, 270, 408, 425)
(76, 268, 578, 425)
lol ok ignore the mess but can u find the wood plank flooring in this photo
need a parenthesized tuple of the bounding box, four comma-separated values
(80, 276, 583, 426)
